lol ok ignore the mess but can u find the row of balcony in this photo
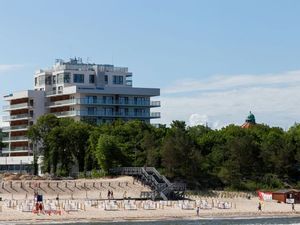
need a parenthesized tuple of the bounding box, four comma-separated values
(2, 113, 32, 122)
(3, 103, 32, 111)
(2, 125, 29, 132)
(52, 110, 161, 119)
(2, 136, 29, 142)
(47, 98, 160, 107)
(1, 147, 32, 153)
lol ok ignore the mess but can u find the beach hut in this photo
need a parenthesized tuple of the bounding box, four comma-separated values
(272, 189, 300, 204)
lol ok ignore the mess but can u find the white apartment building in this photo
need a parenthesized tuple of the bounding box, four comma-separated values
(1, 58, 160, 173)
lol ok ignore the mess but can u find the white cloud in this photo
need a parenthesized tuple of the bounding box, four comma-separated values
(0, 64, 24, 74)
(163, 70, 300, 94)
(158, 70, 300, 129)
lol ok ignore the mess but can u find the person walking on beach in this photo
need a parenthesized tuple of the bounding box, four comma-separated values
(292, 203, 295, 212)
(196, 207, 200, 217)
(258, 202, 262, 211)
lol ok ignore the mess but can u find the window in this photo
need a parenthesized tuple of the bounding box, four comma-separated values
(38, 75, 45, 85)
(87, 107, 96, 115)
(113, 76, 123, 85)
(58, 86, 63, 94)
(86, 96, 97, 104)
(105, 75, 108, 84)
(57, 73, 64, 84)
(53, 75, 56, 84)
(35, 78, 37, 86)
(46, 76, 52, 85)
(73, 74, 84, 83)
(64, 73, 70, 83)
(89, 74, 95, 83)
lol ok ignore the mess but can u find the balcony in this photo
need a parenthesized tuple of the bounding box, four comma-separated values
(2, 113, 32, 122)
(2, 125, 29, 132)
(46, 90, 64, 96)
(2, 136, 29, 143)
(48, 99, 76, 108)
(3, 103, 31, 111)
(52, 111, 76, 118)
(78, 110, 160, 118)
(78, 99, 161, 107)
(2, 147, 32, 154)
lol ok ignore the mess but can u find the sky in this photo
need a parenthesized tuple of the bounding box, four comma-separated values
(1, 0, 300, 129)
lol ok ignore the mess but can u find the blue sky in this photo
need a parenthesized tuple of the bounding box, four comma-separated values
(1, 0, 300, 128)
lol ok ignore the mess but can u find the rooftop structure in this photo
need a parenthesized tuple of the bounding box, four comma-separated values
(241, 111, 256, 129)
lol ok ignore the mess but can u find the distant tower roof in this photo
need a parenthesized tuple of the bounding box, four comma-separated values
(241, 111, 256, 128)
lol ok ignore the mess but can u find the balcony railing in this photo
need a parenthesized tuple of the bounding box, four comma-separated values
(78, 99, 161, 107)
(2, 125, 29, 132)
(46, 98, 161, 108)
(46, 90, 64, 96)
(2, 147, 32, 153)
(52, 111, 76, 117)
(48, 99, 76, 107)
(2, 136, 29, 142)
(2, 114, 31, 122)
(77, 110, 160, 118)
(3, 103, 31, 111)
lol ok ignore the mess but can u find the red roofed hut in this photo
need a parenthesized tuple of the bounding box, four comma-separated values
(272, 189, 300, 203)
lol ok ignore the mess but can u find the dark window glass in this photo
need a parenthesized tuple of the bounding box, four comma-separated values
(53, 75, 56, 84)
(113, 76, 123, 85)
(64, 73, 70, 83)
(89, 74, 95, 83)
(73, 74, 84, 83)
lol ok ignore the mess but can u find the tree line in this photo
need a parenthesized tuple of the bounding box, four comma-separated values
(15, 114, 300, 190)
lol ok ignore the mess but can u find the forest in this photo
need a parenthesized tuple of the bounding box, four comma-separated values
(2, 114, 300, 191)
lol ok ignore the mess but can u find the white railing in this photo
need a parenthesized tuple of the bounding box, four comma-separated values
(2, 147, 32, 153)
(2, 136, 29, 142)
(2, 125, 28, 132)
(52, 111, 76, 117)
(0, 156, 34, 165)
(48, 99, 76, 107)
(77, 111, 160, 118)
(2, 114, 31, 122)
(79, 99, 160, 107)
(3, 103, 30, 110)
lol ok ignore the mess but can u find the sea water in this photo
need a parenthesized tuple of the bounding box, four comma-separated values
(20, 217, 300, 225)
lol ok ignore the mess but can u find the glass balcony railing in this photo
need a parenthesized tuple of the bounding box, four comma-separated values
(1, 147, 32, 153)
(47, 98, 161, 107)
(2, 136, 29, 142)
(52, 111, 76, 117)
(2, 114, 31, 122)
(2, 125, 28, 132)
(3, 103, 31, 111)
(78, 99, 160, 107)
(48, 99, 76, 107)
(77, 110, 160, 118)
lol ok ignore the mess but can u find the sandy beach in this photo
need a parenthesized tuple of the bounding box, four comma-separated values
(0, 176, 299, 224)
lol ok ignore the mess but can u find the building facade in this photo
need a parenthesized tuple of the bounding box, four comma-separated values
(1, 58, 160, 173)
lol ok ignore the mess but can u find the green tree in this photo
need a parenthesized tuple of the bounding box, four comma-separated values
(95, 134, 123, 174)
(28, 114, 59, 174)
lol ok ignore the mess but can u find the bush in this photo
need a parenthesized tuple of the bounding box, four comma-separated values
(262, 174, 283, 189)
(91, 169, 106, 178)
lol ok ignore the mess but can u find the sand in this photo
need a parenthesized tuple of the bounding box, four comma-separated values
(0, 176, 299, 224)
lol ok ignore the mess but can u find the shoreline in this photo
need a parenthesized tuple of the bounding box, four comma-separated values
(1, 212, 300, 224)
